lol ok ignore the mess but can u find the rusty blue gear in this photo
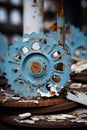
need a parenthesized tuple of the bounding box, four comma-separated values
(65, 25, 87, 60)
(4, 32, 71, 98)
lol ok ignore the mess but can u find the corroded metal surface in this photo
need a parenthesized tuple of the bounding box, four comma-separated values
(0, 108, 87, 128)
(0, 100, 78, 114)
(0, 77, 78, 109)
(0, 82, 68, 107)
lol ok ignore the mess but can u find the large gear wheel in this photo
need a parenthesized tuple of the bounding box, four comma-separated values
(4, 32, 71, 98)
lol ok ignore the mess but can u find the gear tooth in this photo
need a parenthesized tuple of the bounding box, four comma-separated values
(9, 44, 14, 50)
(32, 32, 37, 35)
(23, 33, 29, 37)
(47, 31, 61, 42)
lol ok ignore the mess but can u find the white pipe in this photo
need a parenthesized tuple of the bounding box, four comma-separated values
(23, 0, 44, 34)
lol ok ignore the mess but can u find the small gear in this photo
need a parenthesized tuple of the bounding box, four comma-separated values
(4, 32, 71, 98)
(65, 24, 87, 60)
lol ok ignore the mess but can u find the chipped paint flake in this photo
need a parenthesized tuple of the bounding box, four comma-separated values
(20, 119, 34, 124)
(23, 37, 29, 43)
(18, 112, 31, 119)
(69, 83, 82, 89)
(13, 113, 77, 124)
(32, 42, 40, 50)
(22, 46, 29, 53)
(71, 62, 87, 73)
(37, 85, 59, 97)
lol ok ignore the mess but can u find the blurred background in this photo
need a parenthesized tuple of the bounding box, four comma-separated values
(0, 0, 87, 45)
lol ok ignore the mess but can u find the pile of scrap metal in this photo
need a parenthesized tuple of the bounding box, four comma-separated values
(66, 57, 87, 106)
(64, 18, 87, 106)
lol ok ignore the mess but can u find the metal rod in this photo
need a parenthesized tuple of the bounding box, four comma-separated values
(57, 0, 65, 46)
(23, 0, 44, 34)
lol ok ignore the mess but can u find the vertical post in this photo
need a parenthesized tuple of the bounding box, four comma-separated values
(23, 0, 44, 34)
(57, 0, 65, 46)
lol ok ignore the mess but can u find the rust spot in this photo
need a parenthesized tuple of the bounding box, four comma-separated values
(31, 61, 41, 74)
(50, 22, 58, 31)
(43, 65, 46, 71)
(63, 47, 69, 54)
(57, 0, 64, 18)
(66, 23, 71, 34)
(49, 91, 56, 95)
(60, 26, 65, 46)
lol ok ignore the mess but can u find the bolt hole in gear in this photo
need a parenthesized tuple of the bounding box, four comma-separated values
(4, 32, 71, 98)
